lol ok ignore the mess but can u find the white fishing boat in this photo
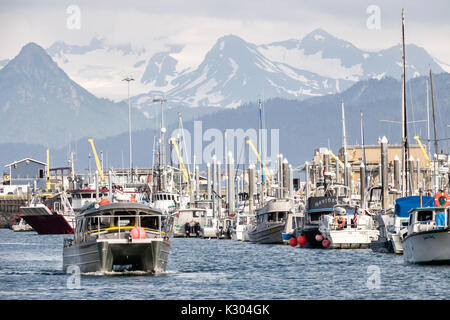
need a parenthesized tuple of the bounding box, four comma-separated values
(318, 205, 379, 249)
(63, 202, 174, 273)
(173, 207, 207, 237)
(232, 212, 254, 241)
(402, 198, 450, 264)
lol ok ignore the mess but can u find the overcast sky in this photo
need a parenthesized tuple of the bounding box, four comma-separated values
(1, 0, 450, 68)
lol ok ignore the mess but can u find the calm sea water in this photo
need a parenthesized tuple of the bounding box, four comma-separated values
(0, 229, 448, 300)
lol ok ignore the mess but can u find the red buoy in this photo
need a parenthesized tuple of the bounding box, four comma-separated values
(130, 227, 146, 239)
(322, 239, 331, 248)
(315, 234, 324, 242)
(297, 235, 307, 247)
(289, 237, 298, 247)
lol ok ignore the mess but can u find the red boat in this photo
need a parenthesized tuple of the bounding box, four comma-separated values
(20, 192, 75, 234)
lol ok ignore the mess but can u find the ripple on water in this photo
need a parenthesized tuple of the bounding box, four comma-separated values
(0, 230, 449, 300)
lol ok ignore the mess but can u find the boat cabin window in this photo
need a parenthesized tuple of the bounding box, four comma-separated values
(113, 210, 137, 227)
(73, 194, 81, 199)
(278, 212, 287, 222)
(141, 216, 159, 230)
(193, 211, 204, 218)
(309, 211, 331, 222)
(400, 220, 409, 228)
(268, 212, 276, 222)
(82, 193, 93, 199)
(417, 211, 433, 222)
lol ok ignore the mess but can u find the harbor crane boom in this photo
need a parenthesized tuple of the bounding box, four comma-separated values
(414, 136, 433, 169)
(88, 139, 105, 182)
(246, 139, 272, 181)
(169, 137, 190, 184)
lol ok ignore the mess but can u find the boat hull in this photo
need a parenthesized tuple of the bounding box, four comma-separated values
(21, 214, 73, 234)
(247, 223, 284, 244)
(323, 229, 379, 249)
(402, 229, 450, 264)
(63, 238, 171, 273)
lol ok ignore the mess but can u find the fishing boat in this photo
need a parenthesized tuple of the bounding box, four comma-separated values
(318, 205, 379, 249)
(401, 192, 450, 264)
(173, 207, 207, 237)
(20, 191, 76, 234)
(231, 212, 254, 241)
(246, 198, 293, 244)
(299, 192, 346, 248)
(63, 201, 173, 273)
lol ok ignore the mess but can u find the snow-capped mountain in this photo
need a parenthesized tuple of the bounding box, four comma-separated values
(135, 29, 444, 110)
(2, 29, 443, 111)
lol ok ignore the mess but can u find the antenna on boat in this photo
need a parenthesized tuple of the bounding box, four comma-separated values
(122, 77, 135, 184)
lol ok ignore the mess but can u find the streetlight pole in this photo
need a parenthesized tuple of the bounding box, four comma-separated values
(122, 77, 135, 183)
(153, 98, 167, 167)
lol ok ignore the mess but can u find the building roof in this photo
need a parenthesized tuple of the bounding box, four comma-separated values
(4, 158, 46, 168)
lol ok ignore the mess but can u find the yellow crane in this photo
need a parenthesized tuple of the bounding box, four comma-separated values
(414, 136, 433, 169)
(88, 139, 105, 182)
(245, 139, 272, 181)
(169, 137, 190, 184)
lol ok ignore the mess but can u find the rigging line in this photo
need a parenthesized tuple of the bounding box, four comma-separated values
(408, 79, 418, 137)
(433, 81, 449, 152)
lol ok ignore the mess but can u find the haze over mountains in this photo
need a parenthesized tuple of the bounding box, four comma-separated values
(0, 28, 449, 171)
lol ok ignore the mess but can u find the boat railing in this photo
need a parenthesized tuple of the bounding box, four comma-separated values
(81, 214, 162, 241)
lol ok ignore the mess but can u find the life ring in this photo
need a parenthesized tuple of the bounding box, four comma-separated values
(434, 192, 450, 207)
(335, 216, 346, 228)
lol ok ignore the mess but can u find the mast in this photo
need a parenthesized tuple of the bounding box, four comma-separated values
(341, 99, 348, 187)
(401, 8, 409, 196)
(429, 69, 439, 156)
(426, 79, 431, 157)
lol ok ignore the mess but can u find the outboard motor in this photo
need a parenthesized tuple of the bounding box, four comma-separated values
(184, 222, 191, 237)
(194, 222, 201, 237)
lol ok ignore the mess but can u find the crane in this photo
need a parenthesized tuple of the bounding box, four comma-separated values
(169, 137, 190, 184)
(414, 136, 433, 169)
(245, 139, 272, 181)
(88, 139, 105, 182)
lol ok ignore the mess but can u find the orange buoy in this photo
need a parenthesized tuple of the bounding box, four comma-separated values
(315, 234, 324, 242)
(99, 198, 110, 206)
(130, 195, 136, 203)
(434, 192, 450, 207)
(130, 227, 146, 239)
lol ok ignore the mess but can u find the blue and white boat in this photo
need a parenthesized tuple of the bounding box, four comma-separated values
(402, 195, 450, 264)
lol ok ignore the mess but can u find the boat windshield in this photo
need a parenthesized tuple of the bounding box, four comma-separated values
(417, 211, 433, 222)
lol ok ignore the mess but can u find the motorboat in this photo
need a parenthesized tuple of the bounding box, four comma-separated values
(173, 207, 207, 237)
(318, 205, 379, 249)
(247, 198, 294, 244)
(63, 201, 174, 273)
(402, 194, 450, 264)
